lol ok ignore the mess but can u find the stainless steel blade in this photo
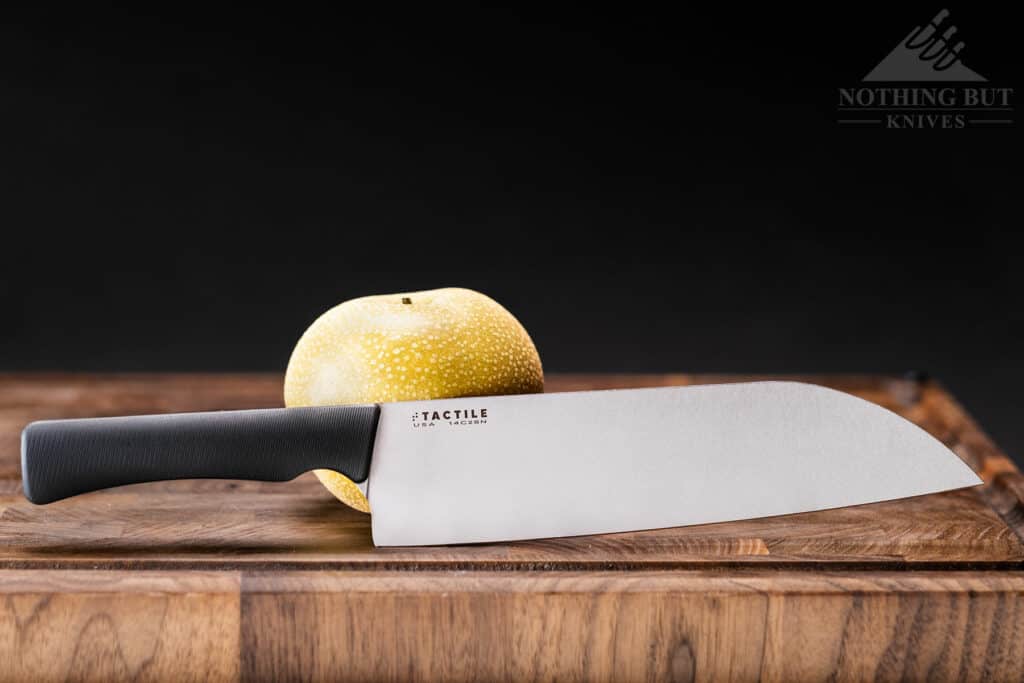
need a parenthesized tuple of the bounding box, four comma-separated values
(365, 382, 981, 546)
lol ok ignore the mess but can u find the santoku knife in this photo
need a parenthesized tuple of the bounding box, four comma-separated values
(20, 382, 981, 546)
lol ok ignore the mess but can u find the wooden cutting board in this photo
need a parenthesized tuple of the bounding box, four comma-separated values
(1, 373, 1022, 682)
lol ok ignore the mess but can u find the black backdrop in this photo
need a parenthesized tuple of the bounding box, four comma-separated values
(2, 7, 1021, 462)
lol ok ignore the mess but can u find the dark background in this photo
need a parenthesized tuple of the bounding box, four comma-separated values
(2, 7, 1021, 461)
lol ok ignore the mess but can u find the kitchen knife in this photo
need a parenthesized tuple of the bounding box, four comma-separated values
(20, 381, 981, 546)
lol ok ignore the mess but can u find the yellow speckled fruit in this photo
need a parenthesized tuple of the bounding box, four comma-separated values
(284, 287, 544, 512)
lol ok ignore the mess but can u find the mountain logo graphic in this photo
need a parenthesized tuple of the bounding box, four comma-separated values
(864, 9, 986, 81)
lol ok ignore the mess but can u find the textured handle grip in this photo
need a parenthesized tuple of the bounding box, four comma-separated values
(21, 405, 380, 504)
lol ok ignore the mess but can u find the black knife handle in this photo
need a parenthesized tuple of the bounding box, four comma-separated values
(20, 405, 380, 504)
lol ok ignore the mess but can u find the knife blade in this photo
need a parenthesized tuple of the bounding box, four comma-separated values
(21, 381, 981, 546)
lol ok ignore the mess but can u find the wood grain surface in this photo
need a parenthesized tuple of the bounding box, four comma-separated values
(1, 373, 1022, 682)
